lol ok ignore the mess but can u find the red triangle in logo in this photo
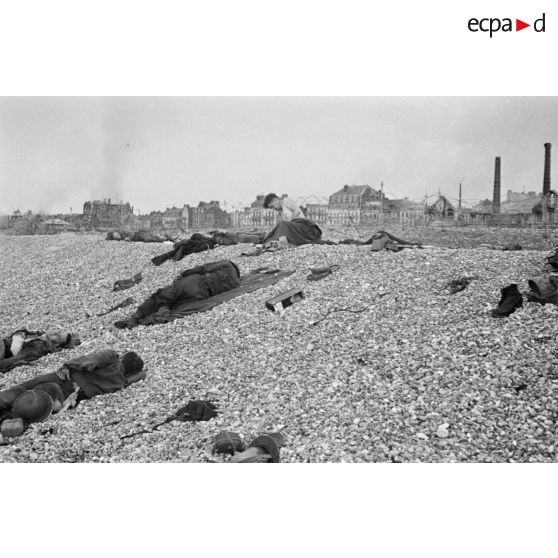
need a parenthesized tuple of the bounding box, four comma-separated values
(516, 19, 530, 31)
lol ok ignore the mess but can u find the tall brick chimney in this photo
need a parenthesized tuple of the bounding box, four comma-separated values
(492, 156, 501, 214)
(543, 143, 552, 195)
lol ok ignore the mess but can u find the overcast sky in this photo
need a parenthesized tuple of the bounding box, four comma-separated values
(0, 97, 556, 214)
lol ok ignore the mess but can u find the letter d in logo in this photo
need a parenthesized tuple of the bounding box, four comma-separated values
(534, 13, 546, 32)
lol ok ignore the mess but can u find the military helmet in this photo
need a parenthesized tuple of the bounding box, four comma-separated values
(12, 390, 53, 423)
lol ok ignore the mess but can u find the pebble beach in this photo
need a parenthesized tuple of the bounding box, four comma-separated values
(1, 226, 558, 463)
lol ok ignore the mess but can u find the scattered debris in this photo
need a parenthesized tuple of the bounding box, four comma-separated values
(230, 432, 286, 463)
(443, 275, 478, 294)
(120, 400, 219, 440)
(213, 431, 246, 455)
(3, 231, 558, 463)
(113, 272, 142, 292)
(1, 418, 25, 438)
(311, 307, 367, 326)
(491, 284, 523, 318)
(96, 297, 135, 317)
(480, 243, 522, 251)
(265, 289, 305, 312)
(307, 264, 340, 282)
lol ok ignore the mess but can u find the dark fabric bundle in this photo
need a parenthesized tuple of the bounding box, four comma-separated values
(172, 400, 219, 422)
(445, 279, 470, 294)
(444, 275, 476, 294)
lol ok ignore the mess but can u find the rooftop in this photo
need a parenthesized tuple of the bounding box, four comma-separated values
(331, 185, 370, 197)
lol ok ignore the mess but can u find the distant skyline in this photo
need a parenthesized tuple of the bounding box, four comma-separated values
(0, 97, 556, 215)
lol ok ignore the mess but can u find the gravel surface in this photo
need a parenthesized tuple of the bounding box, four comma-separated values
(1, 229, 558, 462)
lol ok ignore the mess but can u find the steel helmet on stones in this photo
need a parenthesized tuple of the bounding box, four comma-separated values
(12, 390, 53, 423)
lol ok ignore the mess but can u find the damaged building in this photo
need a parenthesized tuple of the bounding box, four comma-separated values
(189, 200, 231, 230)
(147, 205, 189, 233)
(327, 185, 384, 226)
(83, 199, 134, 229)
(427, 194, 456, 219)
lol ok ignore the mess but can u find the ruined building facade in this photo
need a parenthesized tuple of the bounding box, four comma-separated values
(327, 185, 384, 225)
(189, 200, 231, 230)
(83, 199, 134, 229)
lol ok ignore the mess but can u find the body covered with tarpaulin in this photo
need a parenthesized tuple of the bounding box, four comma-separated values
(115, 260, 294, 328)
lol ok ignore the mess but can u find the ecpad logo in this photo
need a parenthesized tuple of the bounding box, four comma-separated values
(468, 13, 546, 37)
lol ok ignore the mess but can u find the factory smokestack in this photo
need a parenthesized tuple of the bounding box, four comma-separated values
(543, 143, 552, 195)
(492, 156, 501, 214)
